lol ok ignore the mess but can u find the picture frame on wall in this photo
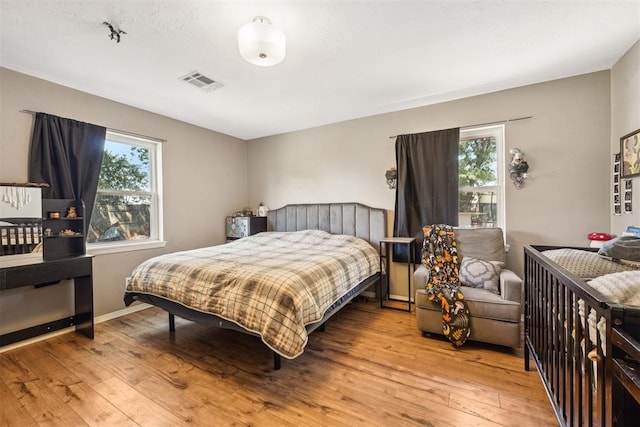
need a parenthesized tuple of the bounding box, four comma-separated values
(626, 202, 633, 213)
(621, 128, 640, 178)
(624, 177, 633, 214)
(614, 153, 622, 215)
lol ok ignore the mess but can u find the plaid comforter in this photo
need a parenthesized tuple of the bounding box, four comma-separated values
(125, 230, 379, 359)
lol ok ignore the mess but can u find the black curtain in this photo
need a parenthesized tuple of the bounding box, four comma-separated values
(28, 113, 106, 232)
(393, 127, 460, 262)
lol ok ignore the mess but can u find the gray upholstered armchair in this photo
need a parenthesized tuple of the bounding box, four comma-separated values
(414, 227, 523, 348)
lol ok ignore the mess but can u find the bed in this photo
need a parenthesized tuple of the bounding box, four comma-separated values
(524, 245, 640, 426)
(124, 203, 386, 370)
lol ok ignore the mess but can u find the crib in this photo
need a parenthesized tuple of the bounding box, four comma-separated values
(524, 245, 640, 426)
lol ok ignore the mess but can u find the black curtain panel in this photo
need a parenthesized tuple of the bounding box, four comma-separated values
(393, 127, 460, 263)
(28, 113, 106, 232)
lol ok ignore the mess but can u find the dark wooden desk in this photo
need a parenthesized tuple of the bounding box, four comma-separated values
(0, 255, 94, 346)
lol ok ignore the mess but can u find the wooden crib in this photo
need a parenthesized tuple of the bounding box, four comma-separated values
(524, 245, 640, 426)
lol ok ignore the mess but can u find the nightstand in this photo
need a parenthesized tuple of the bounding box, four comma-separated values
(379, 236, 415, 312)
(225, 216, 267, 242)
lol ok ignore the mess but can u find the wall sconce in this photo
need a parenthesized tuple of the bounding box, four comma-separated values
(385, 166, 397, 189)
(508, 148, 529, 188)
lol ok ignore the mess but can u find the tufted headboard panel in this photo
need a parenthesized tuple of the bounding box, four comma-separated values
(266, 203, 386, 250)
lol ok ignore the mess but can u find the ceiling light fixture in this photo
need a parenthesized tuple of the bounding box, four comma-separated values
(237, 16, 286, 67)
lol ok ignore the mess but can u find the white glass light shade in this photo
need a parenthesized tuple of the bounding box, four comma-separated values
(238, 16, 286, 66)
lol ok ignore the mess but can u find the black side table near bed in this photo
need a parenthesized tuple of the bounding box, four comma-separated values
(379, 237, 415, 312)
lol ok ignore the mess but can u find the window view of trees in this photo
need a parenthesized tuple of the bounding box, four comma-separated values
(458, 136, 498, 227)
(98, 146, 149, 191)
(87, 140, 152, 243)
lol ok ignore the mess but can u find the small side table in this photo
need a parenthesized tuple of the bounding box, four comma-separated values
(379, 237, 415, 312)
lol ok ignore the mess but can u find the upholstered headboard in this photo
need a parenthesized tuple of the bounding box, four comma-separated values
(266, 203, 386, 249)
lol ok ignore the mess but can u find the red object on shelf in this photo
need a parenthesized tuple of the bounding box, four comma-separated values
(587, 232, 614, 241)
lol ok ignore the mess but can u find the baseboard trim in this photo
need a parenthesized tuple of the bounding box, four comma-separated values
(94, 302, 152, 323)
(0, 303, 152, 353)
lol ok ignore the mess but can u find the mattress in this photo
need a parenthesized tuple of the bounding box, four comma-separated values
(124, 229, 379, 358)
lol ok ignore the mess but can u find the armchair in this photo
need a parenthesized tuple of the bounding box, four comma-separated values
(414, 227, 522, 348)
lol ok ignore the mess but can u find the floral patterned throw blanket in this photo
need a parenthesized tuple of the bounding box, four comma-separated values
(125, 230, 379, 359)
(422, 224, 471, 346)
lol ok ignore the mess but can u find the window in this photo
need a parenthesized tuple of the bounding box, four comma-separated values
(458, 125, 505, 229)
(87, 130, 164, 254)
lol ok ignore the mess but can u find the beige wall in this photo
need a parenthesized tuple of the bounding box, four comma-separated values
(611, 40, 640, 235)
(0, 57, 627, 327)
(248, 71, 612, 297)
(0, 68, 247, 332)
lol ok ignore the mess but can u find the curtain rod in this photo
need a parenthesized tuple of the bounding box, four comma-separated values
(388, 115, 533, 139)
(20, 109, 167, 143)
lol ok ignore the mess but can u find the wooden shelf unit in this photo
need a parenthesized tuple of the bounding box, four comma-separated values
(42, 199, 86, 260)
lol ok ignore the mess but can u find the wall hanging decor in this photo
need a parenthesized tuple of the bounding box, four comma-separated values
(613, 152, 633, 214)
(614, 153, 621, 215)
(508, 148, 529, 188)
(625, 178, 633, 214)
(385, 166, 397, 189)
(621, 128, 640, 178)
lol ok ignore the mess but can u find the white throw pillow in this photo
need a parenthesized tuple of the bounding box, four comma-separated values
(459, 257, 503, 294)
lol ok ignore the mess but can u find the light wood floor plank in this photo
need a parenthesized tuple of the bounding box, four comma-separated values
(0, 300, 556, 426)
(39, 339, 116, 388)
(93, 376, 192, 426)
(0, 377, 38, 427)
(1, 351, 88, 425)
(19, 344, 138, 427)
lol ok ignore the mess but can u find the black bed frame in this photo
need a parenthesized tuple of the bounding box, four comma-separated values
(126, 273, 379, 370)
(524, 245, 640, 426)
(125, 202, 387, 371)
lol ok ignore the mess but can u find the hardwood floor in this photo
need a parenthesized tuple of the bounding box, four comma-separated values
(0, 300, 557, 426)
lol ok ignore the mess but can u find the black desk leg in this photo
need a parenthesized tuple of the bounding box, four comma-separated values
(74, 274, 94, 339)
(407, 245, 413, 312)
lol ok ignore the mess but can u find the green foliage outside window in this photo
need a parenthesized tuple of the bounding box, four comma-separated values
(458, 137, 497, 226)
(98, 147, 149, 191)
(88, 143, 152, 243)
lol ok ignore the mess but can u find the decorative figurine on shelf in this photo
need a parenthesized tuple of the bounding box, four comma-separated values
(66, 206, 77, 218)
(508, 148, 529, 189)
(258, 203, 269, 217)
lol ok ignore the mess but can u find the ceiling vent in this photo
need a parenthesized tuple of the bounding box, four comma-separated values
(180, 71, 223, 92)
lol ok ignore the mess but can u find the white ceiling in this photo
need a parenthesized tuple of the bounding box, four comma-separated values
(1, 1, 639, 140)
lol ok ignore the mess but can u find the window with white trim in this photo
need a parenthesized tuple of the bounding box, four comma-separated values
(87, 130, 163, 252)
(458, 125, 505, 229)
